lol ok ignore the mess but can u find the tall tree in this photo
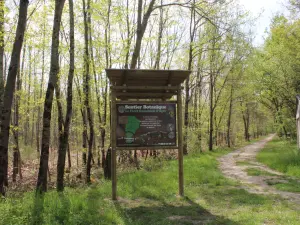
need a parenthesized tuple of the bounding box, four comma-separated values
(56, 0, 75, 192)
(130, 0, 156, 69)
(82, 0, 95, 183)
(36, 0, 66, 193)
(0, 0, 4, 122)
(0, 0, 29, 196)
(184, 0, 198, 155)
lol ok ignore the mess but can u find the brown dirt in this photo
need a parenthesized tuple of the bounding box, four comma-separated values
(218, 134, 300, 205)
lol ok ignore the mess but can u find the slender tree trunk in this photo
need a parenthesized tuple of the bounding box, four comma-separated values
(208, 27, 217, 151)
(124, 0, 132, 69)
(102, 80, 108, 169)
(227, 86, 233, 147)
(130, 0, 156, 69)
(102, 0, 111, 173)
(67, 144, 71, 170)
(242, 103, 250, 142)
(154, 0, 163, 69)
(24, 47, 32, 146)
(209, 71, 214, 151)
(0, 0, 4, 125)
(55, 80, 65, 188)
(0, 0, 28, 196)
(88, 0, 111, 168)
(184, 1, 196, 155)
(74, 74, 88, 176)
(37, 17, 46, 153)
(12, 68, 23, 181)
(36, 0, 65, 194)
(82, 0, 95, 184)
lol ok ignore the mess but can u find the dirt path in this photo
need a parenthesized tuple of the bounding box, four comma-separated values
(218, 134, 300, 204)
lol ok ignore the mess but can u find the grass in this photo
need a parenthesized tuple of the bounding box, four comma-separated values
(246, 168, 277, 177)
(0, 142, 300, 224)
(257, 138, 300, 193)
(266, 178, 300, 193)
(274, 181, 300, 193)
(257, 138, 300, 178)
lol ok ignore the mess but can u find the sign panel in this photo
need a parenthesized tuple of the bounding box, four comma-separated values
(116, 103, 177, 147)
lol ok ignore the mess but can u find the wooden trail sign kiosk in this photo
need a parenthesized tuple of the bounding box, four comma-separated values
(106, 69, 191, 200)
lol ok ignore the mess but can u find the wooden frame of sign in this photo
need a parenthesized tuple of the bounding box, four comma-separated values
(107, 69, 191, 200)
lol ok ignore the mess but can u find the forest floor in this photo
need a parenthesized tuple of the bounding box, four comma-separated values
(2, 136, 300, 224)
(219, 134, 300, 206)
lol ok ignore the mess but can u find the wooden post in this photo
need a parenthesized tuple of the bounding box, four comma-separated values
(177, 87, 184, 196)
(111, 90, 117, 200)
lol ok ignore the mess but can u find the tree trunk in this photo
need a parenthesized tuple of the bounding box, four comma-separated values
(208, 71, 214, 151)
(0, 0, 4, 126)
(36, 0, 65, 194)
(184, 1, 196, 155)
(56, 0, 75, 191)
(82, 0, 95, 184)
(24, 46, 32, 146)
(130, 0, 156, 69)
(128, 0, 155, 165)
(0, 0, 28, 196)
(12, 68, 23, 182)
(242, 103, 250, 142)
(124, 0, 132, 69)
(36, 17, 46, 154)
(208, 26, 217, 152)
(74, 73, 88, 177)
(101, 80, 108, 169)
(154, 0, 163, 69)
(227, 86, 233, 147)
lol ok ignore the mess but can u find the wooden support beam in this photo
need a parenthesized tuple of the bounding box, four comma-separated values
(177, 88, 184, 197)
(111, 86, 181, 91)
(116, 92, 175, 98)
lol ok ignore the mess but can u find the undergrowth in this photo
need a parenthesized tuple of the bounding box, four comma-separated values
(0, 138, 299, 224)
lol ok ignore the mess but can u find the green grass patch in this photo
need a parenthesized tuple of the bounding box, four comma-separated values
(246, 168, 277, 176)
(0, 141, 300, 225)
(257, 138, 300, 193)
(257, 138, 300, 178)
(274, 182, 300, 193)
(266, 178, 300, 193)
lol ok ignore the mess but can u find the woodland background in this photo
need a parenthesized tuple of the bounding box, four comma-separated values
(0, 0, 299, 195)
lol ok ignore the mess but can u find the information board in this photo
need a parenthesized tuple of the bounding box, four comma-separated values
(116, 103, 177, 147)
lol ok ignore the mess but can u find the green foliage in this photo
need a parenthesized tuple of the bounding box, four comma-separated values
(250, 15, 300, 138)
(257, 138, 300, 177)
(186, 128, 205, 153)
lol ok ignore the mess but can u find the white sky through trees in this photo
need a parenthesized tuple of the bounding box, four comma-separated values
(239, 0, 288, 46)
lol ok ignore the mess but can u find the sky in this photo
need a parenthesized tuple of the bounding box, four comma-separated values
(239, 0, 289, 46)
